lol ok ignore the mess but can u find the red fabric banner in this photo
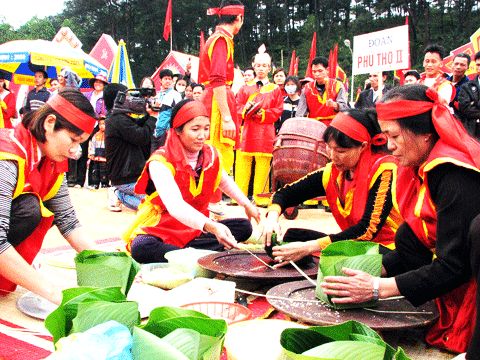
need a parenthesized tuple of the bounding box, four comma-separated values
(163, 0, 172, 41)
(305, 32, 317, 78)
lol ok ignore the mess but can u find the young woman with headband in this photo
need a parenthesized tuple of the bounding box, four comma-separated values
(0, 88, 98, 304)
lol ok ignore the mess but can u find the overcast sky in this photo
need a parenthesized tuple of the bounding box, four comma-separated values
(1, 0, 66, 29)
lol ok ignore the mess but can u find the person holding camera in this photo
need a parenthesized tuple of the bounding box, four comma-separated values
(104, 83, 157, 212)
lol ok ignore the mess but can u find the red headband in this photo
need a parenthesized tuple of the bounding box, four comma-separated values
(207, 5, 244, 16)
(376, 87, 437, 121)
(173, 101, 209, 129)
(47, 95, 97, 134)
(330, 112, 371, 142)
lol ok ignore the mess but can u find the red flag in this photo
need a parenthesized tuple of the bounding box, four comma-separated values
(305, 32, 317, 78)
(198, 31, 208, 84)
(288, 50, 296, 76)
(294, 56, 299, 76)
(163, 0, 172, 41)
(328, 43, 338, 79)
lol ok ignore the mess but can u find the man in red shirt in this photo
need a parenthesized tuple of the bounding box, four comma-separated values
(296, 56, 348, 125)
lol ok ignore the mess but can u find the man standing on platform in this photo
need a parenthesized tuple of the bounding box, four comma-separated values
(296, 56, 348, 125)
(199, 0, 244, 177)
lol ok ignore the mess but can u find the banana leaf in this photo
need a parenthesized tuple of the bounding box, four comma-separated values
(75, 250, 140, 295)
(315, 240, 382, 309)
(45, 286, 140, 345)
(133, 306, 228, 360)
(280, 320, 410, 360)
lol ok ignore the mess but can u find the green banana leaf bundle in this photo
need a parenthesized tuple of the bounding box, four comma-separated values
(315, 240, 382, 309)
(74, 250, 140, 295)
(45, 286, 140, 345)
(280, 320, 410, 360)
(45, 287, 227, 359)
(132, 306, 228, 360)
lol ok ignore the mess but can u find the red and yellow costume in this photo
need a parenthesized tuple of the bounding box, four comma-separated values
(123, 102, 222, 249)
(0, 125, 67, 292)
(322, 113, 401, 248)
(0, 91, 16, 128)
(377, 89, 480, 353)
(303, 78, 343, 125)
(0, 94, 96, 293)
(199, 26, 238, 174)
(234, 81, 283, 206)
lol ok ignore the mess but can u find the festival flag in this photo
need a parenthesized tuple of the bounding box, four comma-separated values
(163, 0, 172, 41)
(198, 31, 208, 84)
(328, 43, 338, 79)
(305, 32, 317, 78)
(288, 50, 296, 76)
(394, 16, 410, 85)
(294, 56, 299, 76)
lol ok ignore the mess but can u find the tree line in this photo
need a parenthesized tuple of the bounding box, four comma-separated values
(0, 0, 479, 82)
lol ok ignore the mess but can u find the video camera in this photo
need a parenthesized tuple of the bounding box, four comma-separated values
(112, 87, 160, 115)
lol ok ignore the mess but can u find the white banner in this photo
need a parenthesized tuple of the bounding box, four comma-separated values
(352, 25, 409, 75)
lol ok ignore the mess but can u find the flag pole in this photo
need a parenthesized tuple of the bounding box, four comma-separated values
(170, 15, 173, 52)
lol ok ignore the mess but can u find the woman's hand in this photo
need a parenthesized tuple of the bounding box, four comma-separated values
(272, 240, 317, 264)
(244, 203, 261, 223)
(260, 211, 281, 246)
(321, 268, 376, 304)
(204, 220, 238, 249)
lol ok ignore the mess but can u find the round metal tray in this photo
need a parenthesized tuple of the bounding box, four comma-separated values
(197, 250, 318, 282)
(266, 280, 439, 331)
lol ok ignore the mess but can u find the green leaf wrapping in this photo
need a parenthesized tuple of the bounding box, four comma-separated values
(74, 250, 140, 295)
(315, 240, 382, 309)
(44, 286, 140, 345)
(302, 340, 386, 359)
(136, 306, 227, 360)
(280, 321, 411, 360)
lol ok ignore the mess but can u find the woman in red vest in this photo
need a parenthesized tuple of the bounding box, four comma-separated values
(321, 84, 480, 358)
(124, 99, 260, 263)
(0, 89, 98, 304)
(262, 109, 402, 262)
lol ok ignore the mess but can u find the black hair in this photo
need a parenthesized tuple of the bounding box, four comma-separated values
(217, 0, 243, 25)
(159, 69, 174, 79)
(170, 98, 195, 130)
(323, 108, 387, 153)
(193, 83, 205, 91)
(475, 51, 480, 62)
(273, 68, 286, 77)
(24, 88, 96, 143)
(284, 76, 301, 92)
(311, 56, 328, 68)
(103, 83, 128, 111)
(404, 70, 420, 80)
(423, 44, 445, 59)
(454, 52, 471, 65)
(380, 84, 438, 138)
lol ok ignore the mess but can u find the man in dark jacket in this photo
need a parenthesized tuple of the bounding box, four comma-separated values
(458, 51, 480, 139)
(355, 71, 390, 109)
(104, 83, 156, 211)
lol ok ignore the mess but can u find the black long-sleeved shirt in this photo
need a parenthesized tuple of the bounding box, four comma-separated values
(270, 166, 394, 242)
(384, 163, 480, 306)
